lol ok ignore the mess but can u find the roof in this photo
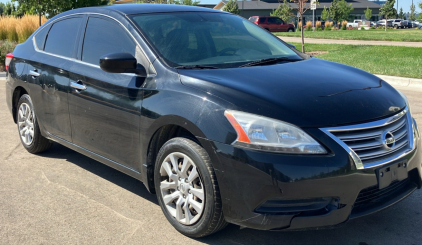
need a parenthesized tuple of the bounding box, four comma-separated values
(214, 0, 381, 10)
(104, 3, 222, 15)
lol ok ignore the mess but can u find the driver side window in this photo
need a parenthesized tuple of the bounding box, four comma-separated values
(82, 17, 136, 66)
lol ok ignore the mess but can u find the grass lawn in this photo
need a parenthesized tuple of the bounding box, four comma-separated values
(276, 29, 422, 42)
(290, 42, 422, 79)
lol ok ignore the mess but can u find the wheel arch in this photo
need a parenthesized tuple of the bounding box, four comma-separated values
(142, 115, 211, 194)
(12, 86, 28, 123)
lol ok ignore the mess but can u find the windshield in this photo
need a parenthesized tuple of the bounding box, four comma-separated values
(130, 12, 302, 68)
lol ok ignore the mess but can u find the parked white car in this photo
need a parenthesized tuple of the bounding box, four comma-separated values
(347, 19, 362, 28)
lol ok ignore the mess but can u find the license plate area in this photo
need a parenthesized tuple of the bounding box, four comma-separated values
(376, 160, 408, 189)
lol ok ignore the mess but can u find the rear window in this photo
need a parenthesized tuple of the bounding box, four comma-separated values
(44, 17, 82, 58)
(34, 25, 50, 50)
(249, 17, 257, 23)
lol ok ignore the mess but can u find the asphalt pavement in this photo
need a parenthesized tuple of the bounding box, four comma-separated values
(1, 79, 422, 245)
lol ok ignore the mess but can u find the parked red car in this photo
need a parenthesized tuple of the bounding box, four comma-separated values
(249, 16, 295, 32)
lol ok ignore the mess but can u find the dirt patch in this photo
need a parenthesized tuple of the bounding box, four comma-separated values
(306, 51, 328, 56)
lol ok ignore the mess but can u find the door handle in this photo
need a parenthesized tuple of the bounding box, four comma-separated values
(71, 81, 86, 91)
(29, 70, 40, 78)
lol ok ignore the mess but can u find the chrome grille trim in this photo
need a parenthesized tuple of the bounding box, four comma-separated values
(320, 107, 416, 170)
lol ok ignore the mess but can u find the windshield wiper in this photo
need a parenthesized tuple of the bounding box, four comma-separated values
(239, 57, 300, 68)
(174, 65, 219, 70)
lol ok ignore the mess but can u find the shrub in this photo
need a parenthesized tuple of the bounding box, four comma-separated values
(306, 21, 312, 31)
(341, 20, 347, 30)
(370, 26, 376, 29)
(0, 40, 17, 71)
(324, 21, 333, 30)
(315, 21, 322, 30)
(0, 15, 47, 43)
(360, 26, 365, 30)
(298, 21, 302, 31)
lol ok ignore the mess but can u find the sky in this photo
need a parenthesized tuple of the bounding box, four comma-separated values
(0, 0, 420, 13)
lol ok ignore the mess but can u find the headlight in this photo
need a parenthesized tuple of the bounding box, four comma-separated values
(224, 110, 327, 154)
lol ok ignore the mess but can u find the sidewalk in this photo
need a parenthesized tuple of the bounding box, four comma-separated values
(279, 36, 422, 47)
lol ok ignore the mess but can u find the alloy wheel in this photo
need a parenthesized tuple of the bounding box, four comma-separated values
(159, 152, 205, 225)
(18, 102, 35, 145)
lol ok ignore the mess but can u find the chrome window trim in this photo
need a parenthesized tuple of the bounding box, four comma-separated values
(320, 107, 416, 170)
(32, 12, 156, 77)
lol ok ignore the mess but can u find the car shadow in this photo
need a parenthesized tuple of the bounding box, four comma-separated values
(36, 143, 158, 205)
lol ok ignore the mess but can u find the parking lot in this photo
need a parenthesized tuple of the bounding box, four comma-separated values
(1, 81, 422, 245)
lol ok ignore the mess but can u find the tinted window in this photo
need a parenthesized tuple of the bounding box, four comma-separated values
(258, 18, 266, 24)
(35, 25, 50, 50)
(268, 18, 283, 24)
(82, 17, 136, 65)
(44, 18, 82, 57)
(131, 13, 301, 68)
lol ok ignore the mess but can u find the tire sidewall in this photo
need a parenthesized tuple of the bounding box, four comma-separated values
(154, 138, 216, 237)
(17, 94, 40, 151)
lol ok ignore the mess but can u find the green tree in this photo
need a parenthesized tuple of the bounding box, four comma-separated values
(380, 0, 396, 31)
(321, 6, 330, 21)
(0, 3, 5, 16)
(329, 0, 353, 26)
(270, 0, 293, 23)
(223, 0, 240, 15)
(409, 3, 416, 21)
(13, 0, 108, 26)
(108, 0, 116, 4)
(398, 7, 404, 19)
(364, 6, 372, 20)
(4, 2, 14, 16)
(176, 0, 199, 6)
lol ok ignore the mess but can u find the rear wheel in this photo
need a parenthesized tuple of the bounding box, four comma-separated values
(154, 138, 227, 237)
(288, 28, 294, 32)
(394, 25, 398, 29)
(16, 94, 52, 153)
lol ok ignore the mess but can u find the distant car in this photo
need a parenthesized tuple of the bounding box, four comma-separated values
(408, 21, 418, 28)
(248, 16, 295, 32)
(377, 20, 393, 27)
(419, 23, 422, 29)
(388, 19, 406, 29)
(347, 19, 363, 28)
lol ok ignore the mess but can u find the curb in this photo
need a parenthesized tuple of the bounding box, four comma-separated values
(375, 74, 422, 89)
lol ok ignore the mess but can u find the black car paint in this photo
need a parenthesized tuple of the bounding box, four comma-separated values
(5, 4, 422, 231)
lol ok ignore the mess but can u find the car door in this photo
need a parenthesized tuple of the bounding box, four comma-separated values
(267, 18, 279, 32)
(27, 17, 84, 142)
(68, 15, 146, 171)
(276, 18, 288, 32)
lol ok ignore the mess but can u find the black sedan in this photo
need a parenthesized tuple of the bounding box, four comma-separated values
(5, 4, 422, 237)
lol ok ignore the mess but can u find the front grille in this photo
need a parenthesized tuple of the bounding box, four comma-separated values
(321, 109, 413, 169)
(351, 178, 417, 217)
(353, 179, 409, 209)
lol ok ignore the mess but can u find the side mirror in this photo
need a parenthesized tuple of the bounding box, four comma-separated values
(100, 52, 146, 77)
(286, 43, 296, 49)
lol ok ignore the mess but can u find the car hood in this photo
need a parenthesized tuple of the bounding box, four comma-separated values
(178, 58, 406, 128)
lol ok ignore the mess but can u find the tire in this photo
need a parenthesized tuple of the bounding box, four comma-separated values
(265, 28, 270, 32)
(16, 94, 52, 153)
(287, 28, 293, 32)
(394, 25, 398, 29)
(154, 137, 227, 237)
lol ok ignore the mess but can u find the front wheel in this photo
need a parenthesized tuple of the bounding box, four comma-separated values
(288, 28, 294, 32)
(154, 138, 227, 237)
(16, 94, 52, 153)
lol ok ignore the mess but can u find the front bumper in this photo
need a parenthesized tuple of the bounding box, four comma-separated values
(200, 125, 422, 231)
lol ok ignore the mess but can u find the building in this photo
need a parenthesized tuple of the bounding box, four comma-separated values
(214, 0, 383, 22)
